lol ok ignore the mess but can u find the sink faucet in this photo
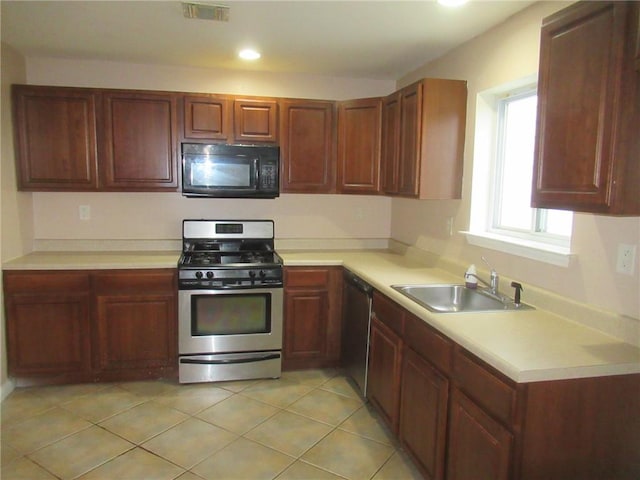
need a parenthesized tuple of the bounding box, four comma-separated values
(464, 257, 500, 296)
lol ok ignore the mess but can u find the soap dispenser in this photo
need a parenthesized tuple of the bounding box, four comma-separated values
(465, 264, 477, 289)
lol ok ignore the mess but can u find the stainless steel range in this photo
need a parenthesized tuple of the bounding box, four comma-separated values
(178, 220, 283, 384)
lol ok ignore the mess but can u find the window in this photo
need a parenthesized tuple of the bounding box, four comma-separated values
(467, 79, 573, 266)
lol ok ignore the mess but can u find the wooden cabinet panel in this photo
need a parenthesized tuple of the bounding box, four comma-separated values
(532, 1, 640, 214)
(520, 374, 640, 480)
(447, 387, 513, 480)
(280, 99, 335, 193)
(284, 289, 329, 360)
(3, 269, 177, 385)
(380, 92, 401, 194)
(12, 85, 99, 190)
(6, 293, 91, 376)
(233, 98, 278, 143)
(398, 83, 421, 196)
(372, 290, 405, 336)
(337, 98, 382, 194)
(400, 347, 449, 480)
(101, 91, 178, 190)
(386, 79, 467, 199)
(453, 346, 517, 426)
(94, 293, 177, 372)
(367, 316, 402, 434)
(93, 269, 177, 376)
(183, 94, 231, 140)
(404, 313, 452, 376)
(283, 267, 342, 370)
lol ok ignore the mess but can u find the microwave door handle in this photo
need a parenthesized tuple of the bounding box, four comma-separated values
(253, 159, 260, 190)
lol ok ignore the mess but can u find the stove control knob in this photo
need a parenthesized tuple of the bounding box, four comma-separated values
(195, 271, 203, 279)
(206, 271, 214, 279)
(259, 270, 267, 279)
(249, 271, 256, 278)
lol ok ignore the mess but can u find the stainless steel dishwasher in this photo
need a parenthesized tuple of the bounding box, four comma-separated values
(341, 270, 373, 397)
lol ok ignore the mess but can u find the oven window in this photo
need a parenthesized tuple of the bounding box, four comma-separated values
(192, 293, 271, 336)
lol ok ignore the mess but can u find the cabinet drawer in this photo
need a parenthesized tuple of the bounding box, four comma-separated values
(285, 268, 329, 288)
(405, 313, 452, 375)
(93, 269, 176, 294)
(3, 271, 90, 293)
(372, 291, 405, 336)
(453, 347, 517, 426)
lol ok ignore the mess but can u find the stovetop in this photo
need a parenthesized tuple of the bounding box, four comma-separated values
(178, 219, 282, 289)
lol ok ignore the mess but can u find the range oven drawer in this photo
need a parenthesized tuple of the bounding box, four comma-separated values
(179, 352, 281, 384)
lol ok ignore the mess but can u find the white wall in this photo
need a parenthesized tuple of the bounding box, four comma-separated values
(23, 58, 394, 249)
(393, 1, 640, 322)
(1, 42, 29, 400)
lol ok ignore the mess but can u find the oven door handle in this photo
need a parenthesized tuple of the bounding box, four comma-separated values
(180, 353, 280, 365)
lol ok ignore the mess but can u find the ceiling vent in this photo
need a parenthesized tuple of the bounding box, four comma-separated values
(182, 3, 230, 22)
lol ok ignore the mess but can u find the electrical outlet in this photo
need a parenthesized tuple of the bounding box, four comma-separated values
(79, 205, 91, 221)
(616, 244, 636, 275)
(446, 217, 454, 236)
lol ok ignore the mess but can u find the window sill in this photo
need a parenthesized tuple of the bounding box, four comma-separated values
(462, 231, 574, 267)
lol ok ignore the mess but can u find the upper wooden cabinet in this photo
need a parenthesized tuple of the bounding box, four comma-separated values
(101, 91, 179, 190)
(12, 85, 179, 192)
(380, 92, 401, 194)
(532, 1, 640, 214)
(183, 94, 232, 141)
(279, 99, 336, 193)
(233, 98, 278, 143)
(337, 97, 382, 194)
(12, 85, 99, 190)
(382, 79, 467, 199)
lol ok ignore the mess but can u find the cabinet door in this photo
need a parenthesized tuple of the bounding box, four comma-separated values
(446, 388, 513, 480)
(94, 293, 177, 372)
(283, 267, 342, 370)
(233, 98, 278, 143)
(6, 293, 91, 377)
(280, 99, 336, 193)
(101, 91, 178, 190)
(183, 94, 231, 140)
(92, 270, 177, 377)
(381, 92, 401, 194)
(367, 316, 402, 434)
(12, 85, 99, 190)
(337, 98, 382, 194)
(398, 83, 421, 196)
(532, 1, 631, 212)
(400, 347, 449, 480)
(4, 271, 92, 378)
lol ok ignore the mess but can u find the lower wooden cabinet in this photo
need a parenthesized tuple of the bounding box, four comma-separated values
(366, 291, 640, 480)
(446, 387, 513, 480)
(367, 292, 404, 434)
(399, 346, 449, 480)
(283, 266, 342, 370)
(92, 270, 177, 381)
(3, 269, 178, 385)
(4, 272, 92, 380)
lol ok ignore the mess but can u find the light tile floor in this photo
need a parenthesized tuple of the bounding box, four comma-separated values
(1, 369, 423, 480)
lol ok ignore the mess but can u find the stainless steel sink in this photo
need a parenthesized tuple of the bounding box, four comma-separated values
(391, 284, 533, 313)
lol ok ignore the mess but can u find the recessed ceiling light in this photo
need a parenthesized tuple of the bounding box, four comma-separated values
(437, 0, 469, 7)
(239, 49, 261, 60)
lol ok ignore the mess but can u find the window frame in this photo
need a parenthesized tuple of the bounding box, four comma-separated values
(465, 78, 574, 267)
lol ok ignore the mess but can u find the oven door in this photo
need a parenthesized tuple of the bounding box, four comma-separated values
(178, 287, 283, 355)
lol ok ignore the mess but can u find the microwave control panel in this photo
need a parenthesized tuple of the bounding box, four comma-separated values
(259, 162, 279, 190)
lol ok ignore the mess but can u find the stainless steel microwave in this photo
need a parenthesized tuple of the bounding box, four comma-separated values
(182, 143, 279, 198)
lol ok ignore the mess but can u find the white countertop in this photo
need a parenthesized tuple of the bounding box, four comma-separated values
(280, 250, 640, 383)
(2, 251, 180, 270)
(3, 249, 639, 383)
